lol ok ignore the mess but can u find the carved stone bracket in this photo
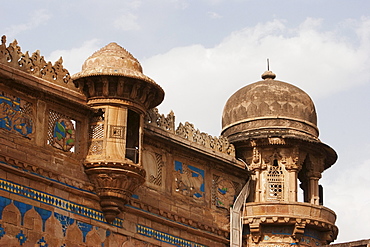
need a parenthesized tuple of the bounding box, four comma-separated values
(0, 35, 78, 92)
(85, 163, 146, 223)
(292, 221, 306, 242)
(249, 222, 261, 243)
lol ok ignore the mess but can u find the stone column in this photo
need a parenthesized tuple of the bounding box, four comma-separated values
(308, 172, 321, 205)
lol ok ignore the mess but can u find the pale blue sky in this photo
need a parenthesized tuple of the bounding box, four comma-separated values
(2, 0, 370, 243)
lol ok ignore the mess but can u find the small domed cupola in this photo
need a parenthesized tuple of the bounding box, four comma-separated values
(72, 43, 164, 223)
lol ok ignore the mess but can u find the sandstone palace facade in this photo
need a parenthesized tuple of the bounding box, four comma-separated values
(0, 35, 363, 246)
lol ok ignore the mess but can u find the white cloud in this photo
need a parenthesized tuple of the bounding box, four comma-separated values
(114, 13, 140, 31)
(207, 11, 222, 19)
(47, 39, 101, 75)
(6, 9, 51, 38)
(127, 0, 142, 9)
(322, 159, 370, 242)
(142, 18, 370, 136)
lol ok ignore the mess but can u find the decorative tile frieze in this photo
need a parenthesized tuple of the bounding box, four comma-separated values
(137, 224, 207, 247)
(0, 178, 123, 227)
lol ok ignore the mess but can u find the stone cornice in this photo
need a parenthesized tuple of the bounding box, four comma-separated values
(127, 199, 229, 244)
(144, 125, 245, 170)
(243, 202, 338, 242)
(0, 154, 96, 200)
(0, 63, 90, 112)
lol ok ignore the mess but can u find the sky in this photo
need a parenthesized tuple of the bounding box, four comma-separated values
(1, 0, 370, 243)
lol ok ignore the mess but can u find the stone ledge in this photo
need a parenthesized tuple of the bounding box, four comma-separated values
(243, 202, 338, 240)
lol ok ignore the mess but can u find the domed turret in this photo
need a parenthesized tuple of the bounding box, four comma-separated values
(72, 43, 164, 223)
(222, 71, 318, 143)
(73, 42, 164, 109)
(224, 71, 338, 245)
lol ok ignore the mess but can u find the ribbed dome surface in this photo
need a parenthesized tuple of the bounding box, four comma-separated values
(222, 72, 319, 142)
(72, 42, 157, 86)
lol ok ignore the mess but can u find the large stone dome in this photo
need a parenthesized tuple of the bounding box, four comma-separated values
(222, 71, 319, 143)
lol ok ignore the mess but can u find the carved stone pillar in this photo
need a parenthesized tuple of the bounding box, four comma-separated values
(307, 172, 321, 205)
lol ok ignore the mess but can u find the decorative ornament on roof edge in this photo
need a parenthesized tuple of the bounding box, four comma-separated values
(0, 35, 78, 92)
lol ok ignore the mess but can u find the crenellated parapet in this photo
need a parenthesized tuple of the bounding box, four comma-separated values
(0, 35, 77, 92)
(146, 107, 175, 133)
(146, 108, 236, 156)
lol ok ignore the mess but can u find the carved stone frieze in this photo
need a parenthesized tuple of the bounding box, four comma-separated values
(146, 108, 175, 133)
(176, 122, 236, 156)
(0, 35, 77, 91)
(145, 108, 236, 156)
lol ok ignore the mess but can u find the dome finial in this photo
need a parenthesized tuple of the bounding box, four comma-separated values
(261, 58, 276, 80)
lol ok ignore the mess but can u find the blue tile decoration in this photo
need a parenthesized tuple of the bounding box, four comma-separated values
(37, 236, 48, 247)
(16, 230, 27, 245)
(174, 161, 205, 198)
(0, 94, 33, 138)
(52, 118, 75, 152)
(137, 224, 207, 247)
(54, 213, 75, 237)
(34, 207, 52, 232)
(77, 221, 93, 242)
(0, 178, 123, 227)
(0, 196, 11, 219)
(0, 224, 5, 239)
(13, 201, 32, 225)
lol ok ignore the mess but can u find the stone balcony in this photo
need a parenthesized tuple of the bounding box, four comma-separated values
(242, 202, 338, 243)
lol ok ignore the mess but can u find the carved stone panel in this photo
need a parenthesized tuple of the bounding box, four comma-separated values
(212, 176, 236, 209)
(142, 149, 163, 186)
(0, 93, 33, 139)
(47, 109, 76, 152)
(173, 161, 205, 199)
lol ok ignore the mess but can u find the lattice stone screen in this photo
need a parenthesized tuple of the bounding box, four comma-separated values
(47, 109, 76, 152)
(267, 161, 284, 201)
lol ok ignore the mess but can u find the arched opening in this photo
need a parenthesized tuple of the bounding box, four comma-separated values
(125, 109, 140, 163)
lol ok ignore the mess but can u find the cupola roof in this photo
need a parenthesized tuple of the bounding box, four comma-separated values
(222, 71, 318, 142)
(72, 42, 157, 86)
